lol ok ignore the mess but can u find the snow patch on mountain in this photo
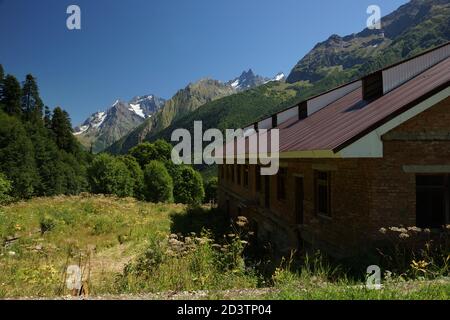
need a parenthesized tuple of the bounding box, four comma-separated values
(129, 103, 146, 118)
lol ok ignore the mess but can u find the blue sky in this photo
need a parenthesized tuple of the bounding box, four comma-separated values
(0, 0, 408, 124)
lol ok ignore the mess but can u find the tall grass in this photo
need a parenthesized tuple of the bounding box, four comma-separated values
(0, 196, 449, 299)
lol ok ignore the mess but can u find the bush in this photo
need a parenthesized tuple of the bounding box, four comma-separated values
(173, 166, 205, 205)
(118, 155, 145, 199)
(87, 153, 134, 197)
(129, 140, 172, 168)
(204, 177, 218, 204)
(39, 215, 57, 234)
(143, 161, 173, 203)
(0, 172, 12, 204)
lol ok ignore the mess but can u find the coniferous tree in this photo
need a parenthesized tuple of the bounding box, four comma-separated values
(2, 75, 22, 116)
(21, 74, 44, 122)
(43, 106, 52, 129)
(0, 112, 39, 198)
(0, 64, 4, 103)
(50, 107, 78, 154)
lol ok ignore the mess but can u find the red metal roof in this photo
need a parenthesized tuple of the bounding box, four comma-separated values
(218, 57, 450, 158)
(278, 57, 450, 153)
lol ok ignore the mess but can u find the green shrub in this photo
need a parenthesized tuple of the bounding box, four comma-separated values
(204, 177, 218, 204)
(173, 166, 205, 205)
(129, 140, 172, 168)
(88, 153, 134, 197)
(143, 161, 173, 203)
(39, 215, 57, 234)
(118, 155, 145, 199)
(0, 172, 12, 204)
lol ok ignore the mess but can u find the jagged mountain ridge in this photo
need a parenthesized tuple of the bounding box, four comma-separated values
(88, 70, 284, 153)
(286, 0, 450, 83)
(74, 95, 165, 153)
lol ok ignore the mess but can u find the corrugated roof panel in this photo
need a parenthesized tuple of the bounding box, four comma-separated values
(307, 80, 362, 115)
(278, 57, 450, 153)
(382, 43, 450, 93)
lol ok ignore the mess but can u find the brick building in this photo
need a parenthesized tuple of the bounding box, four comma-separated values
(217, 43, 450, 257)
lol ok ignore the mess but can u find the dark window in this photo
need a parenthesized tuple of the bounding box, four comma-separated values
(295, 176, 304, 224)
(244, 165, 249, 188)
(416, 174, 449, 228)
(277, 168, 287, 201)
(255, 165, 261, 192)
(220, 165, 224, 180)
(230, 165, 235, 183)
(237, 165, 242, 185)
(264, 176, 270, 209)
(315, 171, 331, 217)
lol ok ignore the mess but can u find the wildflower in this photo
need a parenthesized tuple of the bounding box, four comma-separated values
(236, 216, 248, 227)
(399, 233, 409, 239)
(424, 228, 431, 233)
(411, 260, 430, 274)
(379, 227, 387, 234)
(407, 226, 422, 232)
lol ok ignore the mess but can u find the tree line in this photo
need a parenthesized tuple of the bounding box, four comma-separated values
(0, 64, 216, 205)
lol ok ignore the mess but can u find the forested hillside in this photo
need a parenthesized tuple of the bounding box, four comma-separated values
(0, 65, 208, 205)
(0, 65, 90, 199)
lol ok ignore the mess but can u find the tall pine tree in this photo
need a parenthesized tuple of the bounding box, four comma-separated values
(50, 107, 78, 154)
(21, 74, 44, 122)
(1, 75, 22, 116)
(0, 64, 4, 103)
(44, 106, 52, 129)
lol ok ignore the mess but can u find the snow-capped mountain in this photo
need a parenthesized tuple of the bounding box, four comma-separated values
(128, 95, 166, 118)
(73, 95, 165, 152)
(75, 69, 283, 153)
(269, 72, 286, 82)
(226, 69, 285, 91)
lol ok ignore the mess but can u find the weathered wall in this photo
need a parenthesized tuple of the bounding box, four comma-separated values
(218, 96, 450, 257)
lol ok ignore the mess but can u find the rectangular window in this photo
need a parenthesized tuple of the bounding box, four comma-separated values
(237, 165, 242, 185)
(277, 168, 287, 201)
(255, 165, 261, 192)
(243, 165, 249, 188)
(295, 176, 304, 224)
(230, 165, 235, 183)
(416, 174, 448, 228)
(315, 171, 331, 217)
(264, 176, 270, 209)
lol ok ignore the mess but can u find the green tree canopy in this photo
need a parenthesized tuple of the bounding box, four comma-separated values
(21, 74, 44, 122)
(129, 139, 173, 168)
(1, 75, 22, 116)
(87, 153, 134, 197)
(0, 112, 39, 198)
(50, 107, 79, 154)
(173, 165, 204, 205)
(143, 160, 173, 203)
(0, 64, 4, 104)
(0, 172, 12, 204)
(204, 177, 218, 204)
(118, 155, 144, 200)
